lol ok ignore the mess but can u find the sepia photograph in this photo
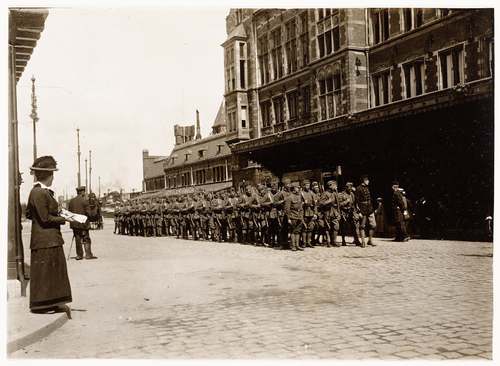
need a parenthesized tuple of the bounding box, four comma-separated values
(4, 0, 495, 361)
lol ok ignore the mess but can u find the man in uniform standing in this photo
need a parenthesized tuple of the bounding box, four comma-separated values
(300, 179, 316, 248)
(355, 175, 377, 247)
(273, 178, 292, 249)
(319, 180, 341, 247)
(68, 186, 97, 260)
(339, 182, 361, 246)
(285, 182, 304, 251)
(392, 181, 409, 242)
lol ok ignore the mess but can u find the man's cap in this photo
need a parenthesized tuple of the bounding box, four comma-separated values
(76, 186, 86, 192)
(327, 179, 337, 186)
(346, 182, 353, 187)
(361, 174, 369, 181)
(291, 181, 300, 188)
(282, 177, 291, 184)
(30, 155, 58, 172)
(302, 179, 310, 185)
(311, 181, 319, 186)
(392, 180, 400, 186)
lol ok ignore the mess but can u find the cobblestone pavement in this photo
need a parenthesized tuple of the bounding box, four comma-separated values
(11, 219, 493, 359)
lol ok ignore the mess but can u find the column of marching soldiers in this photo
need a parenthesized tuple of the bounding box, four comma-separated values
(114, 176, 381, 251)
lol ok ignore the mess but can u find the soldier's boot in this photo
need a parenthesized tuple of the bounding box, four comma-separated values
(360, 230, 367, 248)
(295, 234, 304, 250)
(84, 243, 97, 260)
(367, 229, 376, 246)
(332, 231, 341, 247)
(324, 232, 332, 247)
(341, 234, 347, 246)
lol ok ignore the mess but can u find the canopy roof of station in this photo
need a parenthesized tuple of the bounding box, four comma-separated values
(9, 8, 49, 82)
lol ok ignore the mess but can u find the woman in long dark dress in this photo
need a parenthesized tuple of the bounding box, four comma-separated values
(26, 156, 72, 314)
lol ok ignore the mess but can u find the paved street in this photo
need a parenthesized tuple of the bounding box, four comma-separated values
(11, 218, 492, 359)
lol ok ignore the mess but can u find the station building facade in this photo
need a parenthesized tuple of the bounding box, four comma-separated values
(223, 8, 494, 239)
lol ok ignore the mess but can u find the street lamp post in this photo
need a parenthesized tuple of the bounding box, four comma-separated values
(89, 150, 92, 193)
(30, 76, 39, 162)
(77, 128, 81, 187)
(85, 158, 88, 194)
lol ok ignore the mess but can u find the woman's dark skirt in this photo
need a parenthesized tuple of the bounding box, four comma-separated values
(30, 246, 72, 311)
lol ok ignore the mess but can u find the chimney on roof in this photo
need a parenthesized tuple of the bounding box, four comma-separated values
(195, 110, 202, 140)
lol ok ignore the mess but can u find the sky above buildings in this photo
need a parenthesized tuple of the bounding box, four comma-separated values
(16, 7, 228, 202)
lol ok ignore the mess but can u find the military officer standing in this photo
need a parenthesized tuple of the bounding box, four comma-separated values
(68, 186, 97, 260)
(319, 180, 341, 247)
(392, 181, 409, 242)
(300, 179, 316, 248)
(355, 175, 377, 247)
(285, 182, 304, 251)
(339, 182, 361, 246)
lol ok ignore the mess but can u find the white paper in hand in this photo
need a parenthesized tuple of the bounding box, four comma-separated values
(60, 208, 88, 224)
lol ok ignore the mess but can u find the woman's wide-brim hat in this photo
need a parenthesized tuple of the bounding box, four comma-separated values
(30, 155, 58, 171)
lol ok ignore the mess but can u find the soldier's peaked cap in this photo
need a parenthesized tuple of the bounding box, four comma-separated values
(302, 179, 310, 185)
(76, 186, 86, 192)
(282, 177, 291, 184)
(30, 155, 58, 172)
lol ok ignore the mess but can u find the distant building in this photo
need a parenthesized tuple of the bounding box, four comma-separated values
(142, 103, 239, 195)
(142, 150, 168, 192)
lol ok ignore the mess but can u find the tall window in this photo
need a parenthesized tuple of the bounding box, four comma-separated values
(273, 96, 285, 124)
(372, 70, 391, 106)
(372, 9, 389, 44)
(258, 36, 270, 85)
(302, 86, 311, 117)
(239, 42, 246, 89)
(285, 19, 297, 74)
(403, 60, 425, 98)
(317, 26, 340, 58)
(241, 106, 247, 128)
(287, 91, 299, 120)
(300, 12, 309, 68)
(439, 46, 464, 89)
(403, 8, 423, 32)
(319, 71, 342, 120)
(260, 100, 272, 128)
(271, 28, 283, 80)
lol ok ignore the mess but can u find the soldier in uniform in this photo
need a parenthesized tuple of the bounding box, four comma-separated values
(259, 184, 273, 246)
(355, 175, 377, 247)
(310, 181, 322, 245)
(154, 199, 163, 237)
(392, 181, 409, 242)
(319, 180, 341, 247)
(114, 203, 121, 234)
(224, 188, 238, 242)
(300, 179, 316, 248)
(273, 178, 293, 249)
(210, 192, 224, 242)
(68, 186, 98, 259)
(285, 182, 304, 251)
(121, 202, 129, 235)
(339, 182, 361, 246)
(241, 185, 260, 244)
(219, 191, 229, 242)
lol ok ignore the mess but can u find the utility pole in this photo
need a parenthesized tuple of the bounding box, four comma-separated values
(85, 158, 88, 194)
(77, 128, 81, 187)
(30, 76, 39, 162)
(89, 150, 92, 193)
(98, 176, 101, 199)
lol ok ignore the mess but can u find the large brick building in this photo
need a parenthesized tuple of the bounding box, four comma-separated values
(223, 8, 493, 239)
